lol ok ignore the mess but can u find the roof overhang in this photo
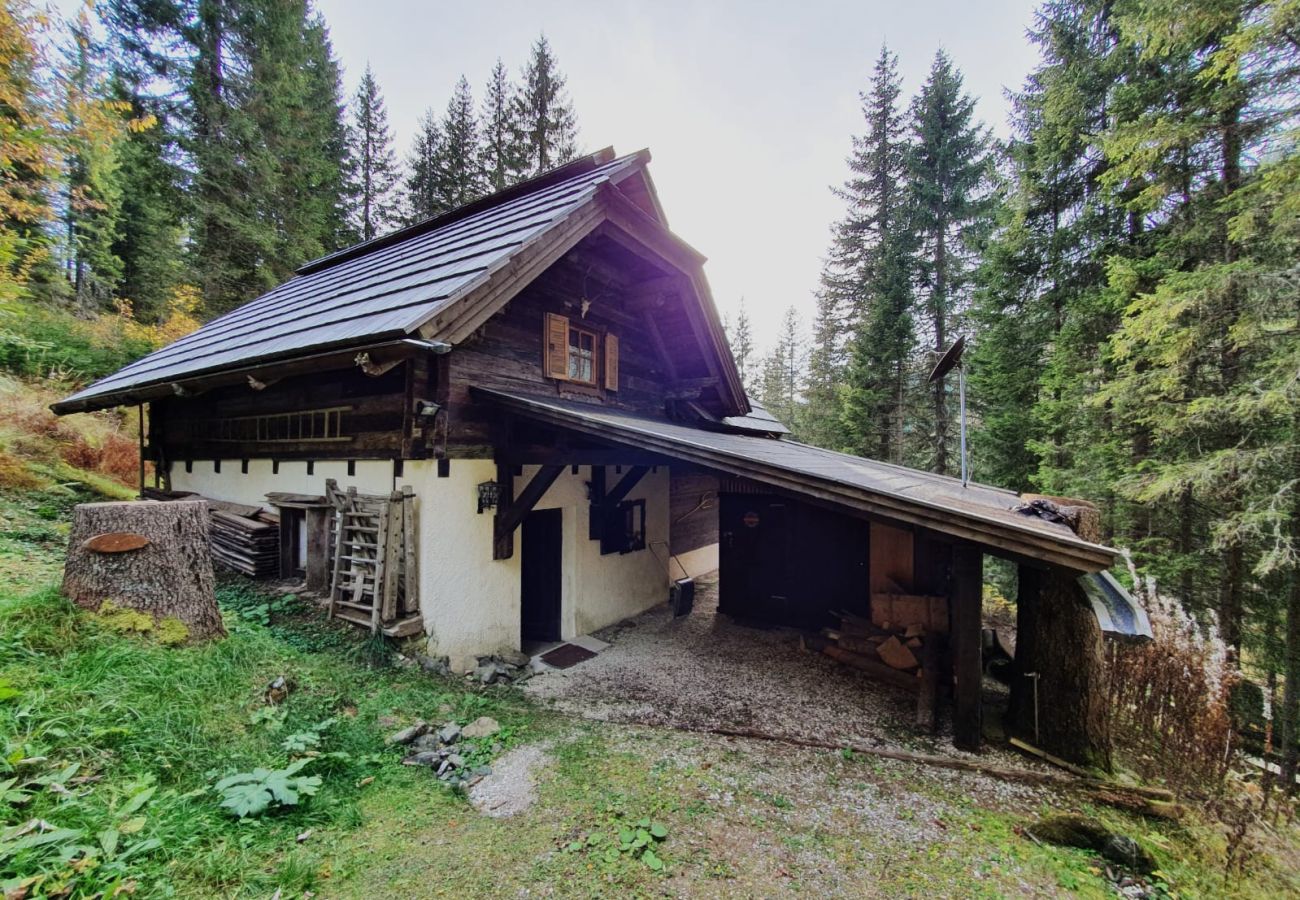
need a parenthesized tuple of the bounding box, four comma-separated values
(50, 337, 441, 415)
(476, 388, 1119, 573)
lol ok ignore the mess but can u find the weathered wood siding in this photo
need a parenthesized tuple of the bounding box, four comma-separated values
(669, 471, 718, 555)
(155, 364, 412, 461)
(443, 253, 671, 457)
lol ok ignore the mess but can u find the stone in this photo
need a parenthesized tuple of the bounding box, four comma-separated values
(436, 759, 452, 776)
(447, 653, 477, 675)
(499, 649, 531, 667)
(462, 716, 501, 739)
(476, 664, 499, 684)
(409, 733, 441, 753)
(418, 655, 449, 675)
(446, 753, 465, 769)
(1101, 835, 1156, 874)
(401, 751, 441, 767)
(437, 722, 461, 744)
(387, 721, 429, 745)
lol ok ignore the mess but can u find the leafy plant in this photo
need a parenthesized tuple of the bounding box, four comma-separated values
(563, 815, 669, 872)
(214, 759, 322, 819)
(281, 718, 335, 753)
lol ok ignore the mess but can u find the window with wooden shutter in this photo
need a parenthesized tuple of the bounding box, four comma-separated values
(604, 333, 619, 391)
(544, 312, 569, 380)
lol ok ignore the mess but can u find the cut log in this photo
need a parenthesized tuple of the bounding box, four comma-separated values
(63, 499, 223, 642)
(877, 635, 919, 670)
(823, 645, 921, 692)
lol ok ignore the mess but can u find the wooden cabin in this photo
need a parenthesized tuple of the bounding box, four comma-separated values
(54, 148, 1126, 760)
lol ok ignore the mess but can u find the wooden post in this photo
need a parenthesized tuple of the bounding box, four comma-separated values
(137, 403, 145, 498)
(951, 543, 983, 752)
(305, 506, 333, 594)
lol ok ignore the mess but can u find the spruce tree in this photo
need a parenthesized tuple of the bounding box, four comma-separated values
(908, 51, 992, 475)
(832, 45, 914, 462)
(436, 76, 485, 210)
(479, 59, 524, 192)
(515, 35, 579, 175)
(404, 109, 442, 223)
(346, 63, 400, 241)
(725, 298, 755, 392)
(756, 306, 805, 431)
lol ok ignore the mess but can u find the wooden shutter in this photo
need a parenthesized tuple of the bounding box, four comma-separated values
(544, 312, 569, 380)
(604, 332, 620, 391)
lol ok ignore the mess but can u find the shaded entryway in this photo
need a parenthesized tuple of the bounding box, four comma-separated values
(521, 508, 562, 642)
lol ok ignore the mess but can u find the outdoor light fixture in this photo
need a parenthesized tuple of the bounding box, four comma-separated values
(477, 480, 502, 514)
(415, 399, 442, 419)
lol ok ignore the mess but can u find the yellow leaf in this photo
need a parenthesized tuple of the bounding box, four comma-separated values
(118, 816, 146, 835)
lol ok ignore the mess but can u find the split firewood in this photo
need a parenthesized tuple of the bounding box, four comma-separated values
(877, 635, 919, 670)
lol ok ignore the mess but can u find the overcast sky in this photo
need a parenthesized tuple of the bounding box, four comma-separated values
(77, 0, 1045, 353)
(314, 0, 1043, 353)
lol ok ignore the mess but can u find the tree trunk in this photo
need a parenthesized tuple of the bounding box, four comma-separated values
(1009, 564, 1113, 771)
(1282, 403, 1300, 792)
(63, 499, 224, 641)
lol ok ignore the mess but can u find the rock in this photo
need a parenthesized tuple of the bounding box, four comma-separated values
(417, 655, 449, 675)
(499, 649, 531, 667)
(387, 721, 429, 745)
(436, 759, 452, 776)
(265, 675, 291, 705)
(476, 664, 499, 684)
(446, 753, 465, 769)
(447, 653, 477, 675)
(409, 733, 441, 753)
(1101, 835, 1156, 874)
(401, 751, 442, 767)
(437, 722, 462, 744)
(462, 716, 501, 739)
(1028, 814, 1155, 873)
(876, 635, 919, 670)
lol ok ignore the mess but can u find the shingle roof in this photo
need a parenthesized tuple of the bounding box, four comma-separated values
(476, 388, 1119, 572)
(55, 151, 646, 413)
(722, 398, 791, 435)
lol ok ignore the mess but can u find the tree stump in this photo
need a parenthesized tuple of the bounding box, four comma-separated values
(63, 499, 224, 642)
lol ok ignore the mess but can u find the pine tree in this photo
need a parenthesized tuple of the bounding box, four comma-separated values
(404, 109, 442, 223)
(826, 45, 915, 461)
(436, 75, 484, 210)
(57, 11, 130, 310)
(0, 0, 57, 303)
(479, 59, 524, 192)
(515, 35, 579, 175)
(908, 50, 993, 475)
(346, 63, 400, 241)
(757, 306, 805, 431)
(725, 298, 755, 392)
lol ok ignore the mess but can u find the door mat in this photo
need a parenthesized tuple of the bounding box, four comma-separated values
(540, 643, 598, 669)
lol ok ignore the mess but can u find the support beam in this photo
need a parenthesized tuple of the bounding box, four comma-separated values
(493, 464, 564, 559)
(951, 542, 984, 752)
(588, 465, 649, 544)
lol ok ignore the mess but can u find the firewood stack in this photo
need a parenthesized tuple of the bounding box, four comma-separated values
(208, 508, 280, 577)
(815, 608, 948, 732)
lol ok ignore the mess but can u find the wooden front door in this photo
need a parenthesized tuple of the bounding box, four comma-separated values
(521, 508, 563, 642)
(719, 493, 790, 622)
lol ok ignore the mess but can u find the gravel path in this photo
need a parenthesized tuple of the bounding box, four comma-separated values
(527, 576, 943, 752)
(468, 743, 551, 818)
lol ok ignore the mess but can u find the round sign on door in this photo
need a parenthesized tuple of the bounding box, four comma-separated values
(742, 511, 761, 528)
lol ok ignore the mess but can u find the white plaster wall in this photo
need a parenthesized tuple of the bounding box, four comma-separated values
(673, 543, 719, 580)
(406, 459, 521, 662)
(170, 455, 673, 661)
(169, 458, 394, 510)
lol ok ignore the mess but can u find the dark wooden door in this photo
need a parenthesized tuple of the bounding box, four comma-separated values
(521, 508, 563, 642)
(719, 494, 789, 621)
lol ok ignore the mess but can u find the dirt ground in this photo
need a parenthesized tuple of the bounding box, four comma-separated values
(525, 575, 1029, 769)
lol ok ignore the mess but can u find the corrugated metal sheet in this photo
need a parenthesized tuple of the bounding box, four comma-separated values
(56, 153, 645, 411)
(1079, 571, 1153, 641)
(722, 398, 791, 435)
(477, 388, 1120, 572)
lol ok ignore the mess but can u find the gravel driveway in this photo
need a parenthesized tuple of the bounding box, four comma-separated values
(526, 575, 950, 753)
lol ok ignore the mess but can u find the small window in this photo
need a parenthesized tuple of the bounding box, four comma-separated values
(601, 498, 646, 555)
(568, 325, 598, 384)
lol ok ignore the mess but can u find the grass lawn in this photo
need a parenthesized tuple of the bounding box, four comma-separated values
(2, 485, 1299, 898)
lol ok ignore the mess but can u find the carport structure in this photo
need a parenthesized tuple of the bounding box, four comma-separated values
(478, 388, 1121, 763)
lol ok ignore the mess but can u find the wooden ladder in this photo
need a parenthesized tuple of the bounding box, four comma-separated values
(326, 482, 421, 636)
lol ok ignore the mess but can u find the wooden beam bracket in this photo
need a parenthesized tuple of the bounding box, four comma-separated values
(493, 464, 564, 559)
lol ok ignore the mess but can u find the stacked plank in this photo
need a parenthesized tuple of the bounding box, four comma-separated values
(817, 609, 945, 731)
(208, 508, 280, 577)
